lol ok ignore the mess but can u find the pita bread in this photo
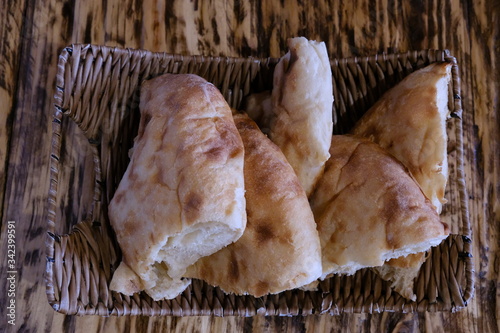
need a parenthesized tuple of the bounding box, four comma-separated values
(109, 74, 246, 300)
(184, 113, 322, 297)
(267, 37, 334, 196)
(310, 135, 449, 278)
(372, 253, 426, 301)
(351, 62, 452, 213)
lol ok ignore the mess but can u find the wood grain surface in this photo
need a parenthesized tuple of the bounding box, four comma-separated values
(0, 0, 498, 332)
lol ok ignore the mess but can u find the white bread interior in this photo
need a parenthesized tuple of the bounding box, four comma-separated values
(267, 37, 334, 197)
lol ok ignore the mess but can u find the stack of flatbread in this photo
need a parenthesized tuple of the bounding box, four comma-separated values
(108, 37, 452, 301)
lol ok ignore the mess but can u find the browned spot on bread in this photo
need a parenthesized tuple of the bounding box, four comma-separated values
(254, 222, 275, 244)
(225, 202, 234, 216)
(205, 145, 226, 160)
(151, 169, 162, 185)
(184, 192, 202, 221)
(205, 118, 244, 161)
(227, 250, 240, 283)
(241, 136, 259, 155)
(112, 192, 124, 204)
(253, 168, 273, 189)
(123, 217, 139, 237)
(234, 116, 264, 160)
(229, 147, 242, 159)
(254, 280, 270, 297)
(283, 129, 299, 145)
(235, 117, 256, 131)
(382, 191, 401, 249)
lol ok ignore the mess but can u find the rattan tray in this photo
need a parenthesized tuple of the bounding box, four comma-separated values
(46, 44, 473, 316)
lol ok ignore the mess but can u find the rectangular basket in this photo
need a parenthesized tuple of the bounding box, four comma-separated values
(46, 44, 473, 316)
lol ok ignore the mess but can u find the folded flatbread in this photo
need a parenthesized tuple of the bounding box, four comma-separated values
(351, 62, 452, 213)
(266, 37, 334, 196)
(184, 113, 322, 297)
(310, 135, 449, 278)
(109, 74, 246, 300)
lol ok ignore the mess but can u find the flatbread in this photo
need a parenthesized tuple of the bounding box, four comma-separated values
(184, 113, 322, 297)
(109, 74, 246, 300)
(351, 62, 452, 213)
(267, 37, 334, 196)
(310, 135, 449, 278)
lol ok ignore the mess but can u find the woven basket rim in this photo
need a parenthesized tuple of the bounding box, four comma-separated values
(45, 44, 473, 316)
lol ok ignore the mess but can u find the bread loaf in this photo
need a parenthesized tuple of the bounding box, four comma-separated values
(352, 62, 452, 213)
(310, 135, 449, 278)
(109, 74, 246, 300)
(184, 113, 322, 296)
(265, 37, 334, 196)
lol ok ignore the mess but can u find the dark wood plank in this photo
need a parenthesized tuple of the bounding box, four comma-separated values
(1, 0, 498, 332)
(465, 1, 500, 332)
(0, 0, 26, 225)
(0, 0, 77, 331)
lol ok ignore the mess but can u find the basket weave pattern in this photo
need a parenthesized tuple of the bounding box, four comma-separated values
(46, 45, 473, 316)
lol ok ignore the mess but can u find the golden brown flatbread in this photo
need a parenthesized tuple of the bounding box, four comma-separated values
(310, 135, 449, 278)
(109, 74, 246, 300)
(184, 113, 322, 297)
(351, 62, 452, 213)
(267, 37, 334, 197)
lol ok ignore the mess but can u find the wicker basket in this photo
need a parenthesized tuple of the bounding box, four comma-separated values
(46, 44, 473, 316)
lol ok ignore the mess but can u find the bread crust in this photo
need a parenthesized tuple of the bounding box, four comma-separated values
(184, 114, 322, 297)
(109, 74, 246, 300)
(352, 62, 452, 213)
(310, 135, 449, 278)
(268, 37, 334, 197)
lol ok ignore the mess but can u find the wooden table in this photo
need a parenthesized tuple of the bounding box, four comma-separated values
(1, 0, 498, 332)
